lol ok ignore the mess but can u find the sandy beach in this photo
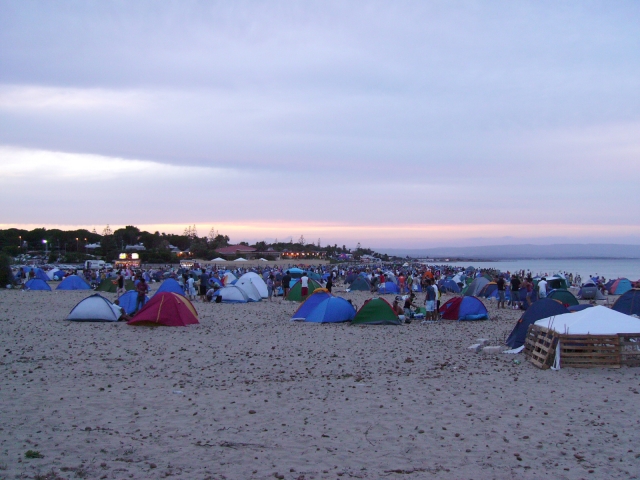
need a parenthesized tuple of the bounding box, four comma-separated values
(1, 286, 639, 479)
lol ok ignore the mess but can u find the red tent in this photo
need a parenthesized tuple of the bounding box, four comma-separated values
(128, 292, 199, 327)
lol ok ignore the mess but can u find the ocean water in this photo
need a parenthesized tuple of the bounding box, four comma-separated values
(442, 258, 640, 282)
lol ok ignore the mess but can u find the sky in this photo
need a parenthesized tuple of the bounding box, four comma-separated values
(1, 1, 639, 248)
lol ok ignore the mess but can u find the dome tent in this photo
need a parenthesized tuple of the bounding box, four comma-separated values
(213, 285, 250, 303)
(128, 292, 199, 327)
(609, 278, 633, 296)
(291, 291, 333, 321)
(439, 296, 489, 321)
(352, 298, 401, 325)
(156, 278, 185, 296)
(348, 276, 371, 292)
(56, 275, 91, 290)
(67, 294, 121, 322)
(505, 298, 569, 349)
(546, 289, 579, 307)
(97, 277, 136, 293)
(235, 279, 262, 302)
(303, 297, 356, 323)
(25, 279, 51, 291)
(47, 269, 65, 280)
(237, 272, 268, 298)
(34, 268, 50, 282)
(285, 279, 323, 302)
(117, 290, 149, 315)
(612, 289, 640, 316)
(377, 281, 399, 294)
(463, 277, 489, 297)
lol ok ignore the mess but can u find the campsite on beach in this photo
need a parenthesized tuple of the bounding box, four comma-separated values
(2, 255, 640, 479)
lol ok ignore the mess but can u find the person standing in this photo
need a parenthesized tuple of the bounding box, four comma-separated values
(510, 275, 521, 309)
(325, 274, 333, 293)
(282, 271, 292, 299)
(187, 275, 196, 300)
(134, 277, 149, 313)
(199, 270, 209, 302)
(496, 275, 506, 309)
(538, 277, 548, 299)
(424, 279, 436, 321)
(266, 274, 274, 301)
(300, 272, 309, 300)
(116, 270, 126, 298)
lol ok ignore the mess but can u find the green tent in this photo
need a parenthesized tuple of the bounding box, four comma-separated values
(97, 277, 136, 293)
(349, 276, 371, 291)
(285, 279, 323, 302)
(352, 298, 401, 325)
(546, 289, 579, 306)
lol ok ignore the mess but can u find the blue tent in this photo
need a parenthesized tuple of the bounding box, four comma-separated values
(25, 279, 51, 291)
(609, 278, 633, 295)
(378, 281, 399, 294)
(612, 289, 640, 316)
(209, 277, 224, 288)
(291, 291, 333, 321)
(349, 276, 371, 291)
(304, 297, 356, 323)
(34, 268, 49, 282)
(50, 269, 65, 280)
(505, 298, 569, 349)
(440, 296, 489, 321)
(439, 279, 460, 293)
(56, 275, 91, 290)
(345, 273, 357, 284)
(156, 278, 185, 296)
(117, 290, 149, 315)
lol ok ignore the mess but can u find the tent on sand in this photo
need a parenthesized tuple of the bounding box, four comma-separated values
(128, 292, 199, 326)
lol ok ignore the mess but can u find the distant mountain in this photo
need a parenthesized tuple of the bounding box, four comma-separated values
(377, 244, 640, 259)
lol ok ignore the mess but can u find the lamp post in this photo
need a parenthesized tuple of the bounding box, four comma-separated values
(43, 239, 48, 257)
(76, 238, 79, 251)
(18, 236, 21, 249)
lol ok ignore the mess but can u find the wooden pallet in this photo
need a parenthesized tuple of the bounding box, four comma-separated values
(557, 334, 620, 368)
(618, 334, 640, 367)
(524, 325, 557, 369)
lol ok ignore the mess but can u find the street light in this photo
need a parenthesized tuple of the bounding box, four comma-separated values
(43, 239, 48, 257)
(76, 238, 79, 251)
(18, 236, 21, 249)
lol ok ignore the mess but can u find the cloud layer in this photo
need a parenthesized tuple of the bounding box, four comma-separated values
(1, 1, 639, 247)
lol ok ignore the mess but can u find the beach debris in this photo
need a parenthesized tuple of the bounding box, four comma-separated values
(482, 346, 507, 354)
(468, 344, 483, 352)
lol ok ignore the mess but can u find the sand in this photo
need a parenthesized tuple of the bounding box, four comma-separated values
(1, 285, 639, 479)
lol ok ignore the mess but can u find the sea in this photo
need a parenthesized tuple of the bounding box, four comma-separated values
(441, 258, 640, 281)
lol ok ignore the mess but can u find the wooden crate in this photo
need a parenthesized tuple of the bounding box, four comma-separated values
(619, 334, 640, 367)
(524, 325, 557, 370)
(557, 334, 620, 368)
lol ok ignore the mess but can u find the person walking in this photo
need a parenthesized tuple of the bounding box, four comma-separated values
(496, 275, 506, 309)
(116, 270, 126, 298)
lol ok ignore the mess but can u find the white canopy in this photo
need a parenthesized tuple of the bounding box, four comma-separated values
(211, 257, 227, 262)
(534, 306, 640, 335)
(235, 258, 248, 262)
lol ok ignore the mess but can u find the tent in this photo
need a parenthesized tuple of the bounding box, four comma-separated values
(128, 292, 199, 327)
(237, 272, 269, 298)
(56, 275, 91, 290)
(286, 278, 323, 302)
(377, 281, 399, 294)
(345, 273, 357, 284)
(24, 279, 51, 291)
(477, 282, 498, 298)
(34, 268, 50, 282)
(236, 279, 262, 302)
(438, 279, 461, 294)
(609, 278, 633, 296)
(543, 276, 569, 290)
(117, 290, 149, 315)
(291, 291, 333, 321)
(534, 305, 640, 335)
(67, 294, 121, 322)
(568, 304, 595, 312)
(352, 298, 401, 325)
(235, 257, 248, 262)
(156, 278, 185, 296)
(546, 289, 579, 307)
(299, 297, 356, 323)
(348, 276, 371, 292)
(211, 257, 227, 262)
(222, 272, 237, 285)
(97, 277, 135, 293)
(505, 298, 569, 349)
(577, 281, 606, 300)
(439, 296, 489, 321)
(612, 289, 640, 316)
(464, 277, 490, 297)
(213, 285, 249, 303)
